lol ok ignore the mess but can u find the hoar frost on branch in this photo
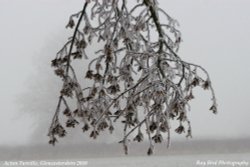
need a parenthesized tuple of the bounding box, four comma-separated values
(48, 0, 218, 155)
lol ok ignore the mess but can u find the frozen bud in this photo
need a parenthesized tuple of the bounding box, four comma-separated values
(82, 124, 89, 132)
(202, 80, 210, 90)
(60, 56, 68, 64)
(177, 112, 186, 121)
(86, 96, 93, 101)
(48, 136, 58, 146)
(107, 84, 120, 94)
(133, 118, 139, 124)
(149, 122, 157, 132)
(90, 130, 99, 139)
(57, 126, 67, 138)
(105, 54, 113, 63)
(185, 91, 194, 101)
(99, 89, 106, 96)
(107, 75, 114, 83)
(105, 45, 112, 56)
(175, 125, 185, 134)
(66, 119, 79, 128)
(93, 73, 102, 82)
(191, 77, 200, 87)
(90, 119, 96, 126)
(60, 81, 75, 97)
(95, 63, 102, 71)
(172, 102, 180, 114)
(152, 134, 163, 143)
(126, 111, 134, 117)
(66, 18, 75, 29)
(63, 108, 71, 117)
(109, 125, 114, 134)
(73, 51, 82, 59)
(175, 36, 181, 44)
(83, 109, 90, 115)
(114, 110, 122, 116)
(76, 39, 87, 49)
(52, 124, 66, 138)
(133, 131, 144, 142)
(97, 121, 109, 131)
(51, 58, 61, 67)
(88, 34, 93, 44)
(137, 66, 142, 72)
(169, 112, 176, 120)
(186, 129, 192, 138)
(73, 109, 79, 116)
(147, 147, 153, 156)
(160, 123, 168, 132)
(127, 105, 135, 112)
(124, 144, 128, 155)
(90, 87, 97, 96)
(209, 104, 217, 114)
(83, 25, 90, 34)
(54, 68, 65, 78)
(85, 70, 93, 79)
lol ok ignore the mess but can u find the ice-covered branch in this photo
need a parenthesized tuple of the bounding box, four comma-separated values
(48, 0, 218, 155)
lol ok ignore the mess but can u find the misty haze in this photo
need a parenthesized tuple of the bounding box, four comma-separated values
(0, 0, 250, 166)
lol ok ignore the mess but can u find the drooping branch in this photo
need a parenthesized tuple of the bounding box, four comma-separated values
(144, 0, 164, 52)
(66, 2, 89, 73)
(48, 0, 218, 155)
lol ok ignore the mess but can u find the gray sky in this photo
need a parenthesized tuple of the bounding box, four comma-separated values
(0, 0, 250, 146)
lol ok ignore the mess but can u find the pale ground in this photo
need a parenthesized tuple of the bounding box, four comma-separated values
(1, 139, 249, 167)
(84, 153, 250, 167)
(1, 153, 249, 167)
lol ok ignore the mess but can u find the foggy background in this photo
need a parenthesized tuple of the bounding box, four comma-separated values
(0, 0, 250, 158)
